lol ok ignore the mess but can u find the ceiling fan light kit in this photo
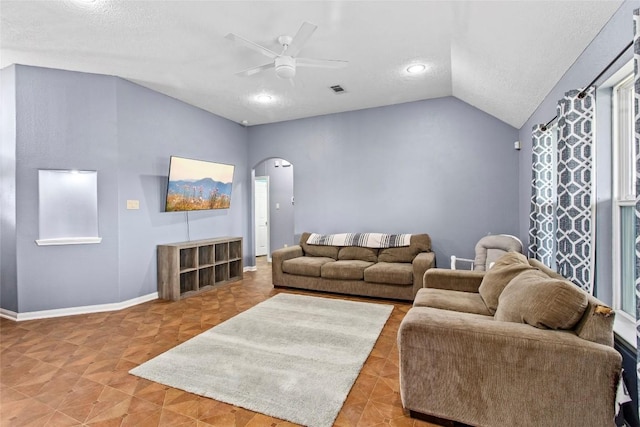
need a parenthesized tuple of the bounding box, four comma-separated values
(275, 56, 296, 79)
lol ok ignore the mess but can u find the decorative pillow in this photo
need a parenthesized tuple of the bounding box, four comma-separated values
(338, 246, 378, 262)
(495, 270, 588, 330)
(378, 234, 431, 263)
(299, 232, 338, 259)
(478, 252, 534, 314)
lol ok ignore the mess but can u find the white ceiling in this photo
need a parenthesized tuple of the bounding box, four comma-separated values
(0, 1, 623, 128)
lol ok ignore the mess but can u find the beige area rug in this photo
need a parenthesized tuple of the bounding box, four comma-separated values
(129, 293, 393, 427)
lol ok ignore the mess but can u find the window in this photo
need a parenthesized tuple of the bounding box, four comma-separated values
(612, 73, 636, 320)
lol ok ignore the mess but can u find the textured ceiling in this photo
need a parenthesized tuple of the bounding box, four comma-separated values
(0, 1, 623, 128)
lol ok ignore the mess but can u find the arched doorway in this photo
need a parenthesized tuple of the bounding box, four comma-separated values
(253, 158, 295, 263)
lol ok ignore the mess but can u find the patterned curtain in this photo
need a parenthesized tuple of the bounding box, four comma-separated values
(634, 8, 640, 417)
(528, 124, 555, 267)
(555, 87, 596, 294)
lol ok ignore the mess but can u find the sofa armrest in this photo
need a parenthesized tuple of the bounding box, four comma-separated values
(412, 252, 436, 297)
(398, 307, 621, 426)
(423, 268, 485, 293)
(272, 245, 304, 286)
(272, 245, 303, 262)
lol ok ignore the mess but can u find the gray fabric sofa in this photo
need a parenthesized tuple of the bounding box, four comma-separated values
(398, 252, 622, 427)
(272, 232, 435, 301)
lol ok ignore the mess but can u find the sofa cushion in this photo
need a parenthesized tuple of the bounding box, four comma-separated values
(338, 246, 378, 262)
(414, 288, 492, 316)
(378, 234, 431, 263)
(321, 260, 374, 280)
(478, 252, 535, 314)
(528, 258, 565, 280)
(495, 270, 589, 330)
(300, 232, 338, 259)
(282, 256, 335, 277)
(364, 262, 413, 285)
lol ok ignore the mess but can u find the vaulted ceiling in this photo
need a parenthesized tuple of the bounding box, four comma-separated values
(0, 1, 623, 128)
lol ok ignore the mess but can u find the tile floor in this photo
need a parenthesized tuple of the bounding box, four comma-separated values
(0, 257, 438, 427)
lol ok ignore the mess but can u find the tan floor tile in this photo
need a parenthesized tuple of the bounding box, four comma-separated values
(133, 381, 171, 406)
(357, 400, 392, 426)
(120, 409, 162, 427)
(0, 259, 417, 427)
(163, 389, 200, 418)
(44, 411, 85, 427)
(197, 414, 236, 427)
(388, 416, 417, 427)
(334, 401, 367, 426)
(85, 418, 125, 427)
(158, 408, 198, 426)
(1, 398, 54, 426)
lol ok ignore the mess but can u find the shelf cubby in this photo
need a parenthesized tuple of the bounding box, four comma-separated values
(158, 237, 243, 301)
(215, 263, 229, 284)
(199, 266, 215, 288)
(180, 271, 198, 294)
(229, 259, 242, 280)
(215, 243, 228, 263)
(229, 240, 242, 260)
(179, 247, 197, 271)
(198, 245, 214, 266)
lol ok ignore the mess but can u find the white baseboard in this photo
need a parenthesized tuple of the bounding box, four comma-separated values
(0, 292, 159, 322)
(0, 308, 18, 321)
(244, 266, 257, 272)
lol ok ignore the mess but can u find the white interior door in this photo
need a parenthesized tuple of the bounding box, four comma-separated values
(254, 177, 269, 257)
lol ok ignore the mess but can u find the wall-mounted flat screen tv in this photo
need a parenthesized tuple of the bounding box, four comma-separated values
(165, 156, 235, 212)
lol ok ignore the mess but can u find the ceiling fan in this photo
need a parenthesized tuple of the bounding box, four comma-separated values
(225, 21, 348, 81)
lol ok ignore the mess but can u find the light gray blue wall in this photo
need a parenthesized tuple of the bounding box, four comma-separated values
(248, 97, 519, 267)
(115, 79, 249, 300)
(254, 158, 295, 253)
(1, 65, 18, 312)
(5, 65, 249, 313)
(517, 0, 634, 302)
(14, 66, 120, 312)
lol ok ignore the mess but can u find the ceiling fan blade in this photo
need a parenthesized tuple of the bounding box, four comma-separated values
(296, 58, 348, 69)
(225, 33, 279, 59)
(285, 21, 317, 57)
(236, 62, 274, 77)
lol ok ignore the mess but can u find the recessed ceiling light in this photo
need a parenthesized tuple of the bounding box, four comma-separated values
(255, 94, 273, 103)
(69, 0, 102, 8)
(406, 64, 427, 74)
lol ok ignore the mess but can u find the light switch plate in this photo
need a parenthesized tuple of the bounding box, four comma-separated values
(126, 200, 140, 210)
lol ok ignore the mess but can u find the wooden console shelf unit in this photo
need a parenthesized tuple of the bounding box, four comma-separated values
(157, 237, 243, 301)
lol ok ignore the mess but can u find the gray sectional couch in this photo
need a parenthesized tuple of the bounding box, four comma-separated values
(272, 232, 435, 301)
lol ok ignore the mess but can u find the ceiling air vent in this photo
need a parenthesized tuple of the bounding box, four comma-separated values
(330, 85, 346, 94)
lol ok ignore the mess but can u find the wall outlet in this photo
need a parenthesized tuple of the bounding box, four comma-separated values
(276, 202, 280, 209)
(284, 244, 288, 247)
(126, 200, 140, 210)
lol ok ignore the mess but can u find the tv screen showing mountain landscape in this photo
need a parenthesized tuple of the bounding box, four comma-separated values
(165, 156, 235, 212)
